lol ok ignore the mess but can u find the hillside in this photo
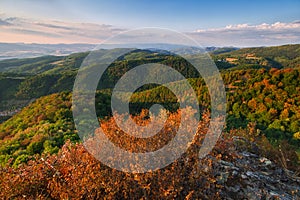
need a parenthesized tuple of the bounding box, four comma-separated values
(0, 52, 88, 74)
(0, 95, 299, 199)
(131, 68, 300, 147)
(0, 44, 299, 74)
(0, 93, 76, 166)
(0, 44, 298, 101)
(0, 44, 299, 199)
(214, 44, 300, 69)
(0, 48, 200, 114)
(0, 45, 299, 166)
(0, 68, 299, 168)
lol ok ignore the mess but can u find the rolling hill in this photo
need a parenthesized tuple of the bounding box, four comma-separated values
(0, 67, 299, 167)
(214, 44, 300, 69)
(0, 44, 299, 199)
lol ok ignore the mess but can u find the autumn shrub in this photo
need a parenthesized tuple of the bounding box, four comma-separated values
(0, 110, 228, 199)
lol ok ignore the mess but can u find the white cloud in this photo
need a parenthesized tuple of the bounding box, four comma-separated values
(0, 15, 299, 47)
(0, 16, 126, 44)
(190, 21, 300, 47)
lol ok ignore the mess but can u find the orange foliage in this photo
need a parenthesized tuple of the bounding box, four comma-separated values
(0, 110, 228, 199)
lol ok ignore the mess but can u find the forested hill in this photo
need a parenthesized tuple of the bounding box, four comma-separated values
(218, 44, 300, 61)
(0, 44, 299, 198)
(214, 44, 300, 69)
(0, 44, 299, 75)
(0, 44, 299, 167)
(0, 44, 299, 102)
(0, 52, 88, 74)
(0, 68, 299, 167)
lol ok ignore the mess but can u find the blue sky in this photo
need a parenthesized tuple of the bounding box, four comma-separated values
(2, 0, 300, 30)
(68, 0, 300, 30)
(0, 0, 299, 46)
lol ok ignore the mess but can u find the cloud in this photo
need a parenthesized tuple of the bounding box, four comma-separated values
(0, 15, 299, 47)
(0, 16, 126, 44)
(189, 21, 300, 47)
(35, 23, 74, 31)
(0, 18, 11, 26)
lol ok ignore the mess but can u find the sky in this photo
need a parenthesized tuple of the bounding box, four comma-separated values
(0, 0, 300, 46)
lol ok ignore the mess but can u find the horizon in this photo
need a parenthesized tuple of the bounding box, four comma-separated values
(1, 41, 299, 48)
(0, 42, 298, 61)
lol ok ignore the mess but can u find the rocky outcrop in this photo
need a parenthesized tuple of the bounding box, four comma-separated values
(213, 151, 300, 199)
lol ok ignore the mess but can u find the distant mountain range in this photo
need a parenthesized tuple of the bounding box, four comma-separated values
(0, 42, 238, 60)
(0, 43, 96, 60)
